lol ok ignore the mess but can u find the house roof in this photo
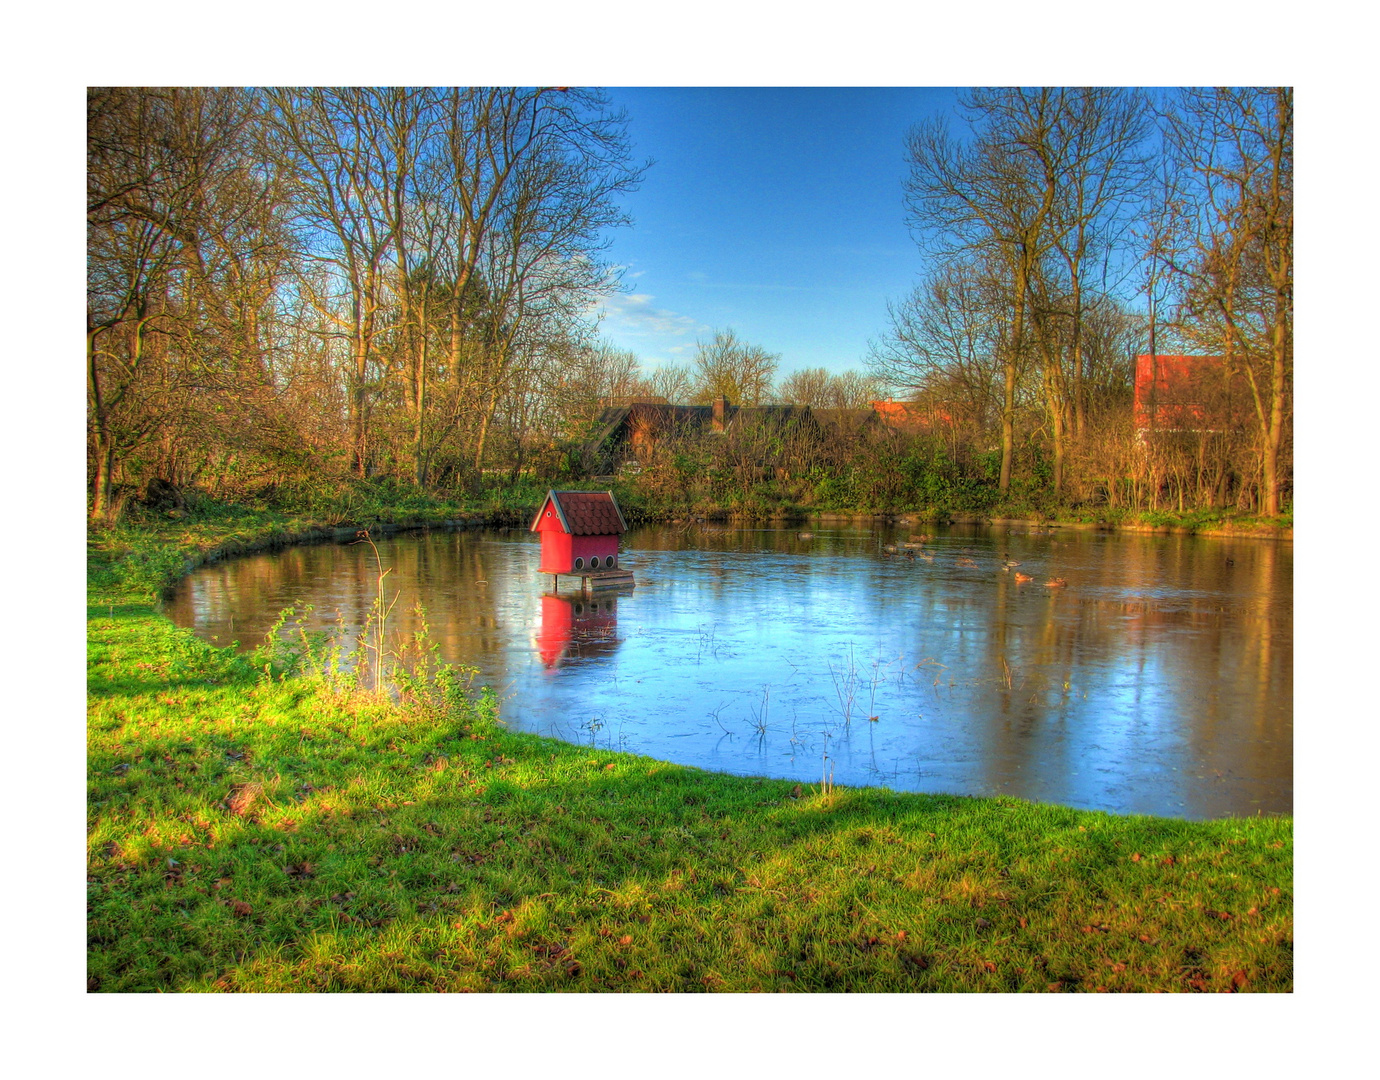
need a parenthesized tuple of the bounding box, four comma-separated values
(811, 407, 876, 430)
(530, 490, 628, 535)
(582, 402, 815, 456)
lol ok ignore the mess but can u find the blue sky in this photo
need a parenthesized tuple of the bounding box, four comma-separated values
(592, 87, 963, 378)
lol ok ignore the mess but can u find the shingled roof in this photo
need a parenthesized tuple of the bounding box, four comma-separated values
(530, 490, 628, 535)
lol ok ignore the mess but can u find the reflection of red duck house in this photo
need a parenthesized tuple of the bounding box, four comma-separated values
(530, 489, 635, 592)
(534, 594, 620, 668)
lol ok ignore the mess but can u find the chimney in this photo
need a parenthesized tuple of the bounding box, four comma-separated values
(712, 394, 728, 432)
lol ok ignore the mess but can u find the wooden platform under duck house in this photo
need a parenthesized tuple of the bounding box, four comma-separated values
(578, 569, 635, 593)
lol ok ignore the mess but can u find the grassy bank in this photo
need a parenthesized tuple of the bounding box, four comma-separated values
(87, 507, 1293, 993)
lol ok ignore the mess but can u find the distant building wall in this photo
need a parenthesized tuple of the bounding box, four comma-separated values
(1133, 355, 1243, 434)
(869, 400, 954, 432)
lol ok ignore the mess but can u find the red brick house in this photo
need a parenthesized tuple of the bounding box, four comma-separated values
(1133, 355, 1245, 437)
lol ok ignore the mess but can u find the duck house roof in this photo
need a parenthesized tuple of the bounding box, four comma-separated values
(530, 490, 628, 536)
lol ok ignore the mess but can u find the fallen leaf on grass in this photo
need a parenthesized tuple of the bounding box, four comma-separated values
(225, 782, 263, 816)
(1232, 970, 1250, 991)
(975, 918, 992, 930)
(231, 900, 253, 917)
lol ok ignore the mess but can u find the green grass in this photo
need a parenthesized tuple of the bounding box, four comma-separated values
(86, 516, 1293, 993)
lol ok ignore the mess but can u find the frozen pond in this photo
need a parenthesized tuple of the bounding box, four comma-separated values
(166, 522, 1292, 820)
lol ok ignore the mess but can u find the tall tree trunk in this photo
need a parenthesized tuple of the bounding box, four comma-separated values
(1001, 263, 1026, 493)
(413, 306, 429, 488)
(1070, 276, 1086, 441)
(352, 307, 373, 479)
(1048, 373, 1065, 496)
(1264, 303, 1287, 517)
(473, 385, 500, 473)
(87, 326, 113, 521)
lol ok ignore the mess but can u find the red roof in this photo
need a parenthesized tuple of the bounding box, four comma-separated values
(870, 400, 954, 430)
(530, 490, 627, 535)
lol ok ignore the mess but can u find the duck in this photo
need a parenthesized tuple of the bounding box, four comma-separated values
(881, 543, 899, 555)
(1014, 572, 1033, 583)
(1001, 554, 1021, 568)
(797, 531, 814, 540)
(956, 556, 978, 568)
(917, 550, 934, 562)
(1044, 577, 1068, 588)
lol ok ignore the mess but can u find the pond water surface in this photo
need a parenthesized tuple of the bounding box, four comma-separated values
(166, 523, 1292, 820)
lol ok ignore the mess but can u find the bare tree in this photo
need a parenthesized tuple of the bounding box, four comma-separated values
(869, 255, 1012, 436)
(88, 87, 292, 520)
(776, 366, 833, 407)
(264, 87, 645, 488)
(904, 89, 1066, 492)
(645, 362, 694, 404)
(1163, 87, 1292, 516)
(778, 366, 883, 408)
(1047, 88, 1150, 442)
(264, 88, 401, 479)
(690, 329, 779, 405)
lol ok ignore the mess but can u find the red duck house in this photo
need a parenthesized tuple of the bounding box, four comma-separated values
(530, 490, 632, 589)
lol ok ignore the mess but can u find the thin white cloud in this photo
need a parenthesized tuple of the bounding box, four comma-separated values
(597, 292, 710, 338)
